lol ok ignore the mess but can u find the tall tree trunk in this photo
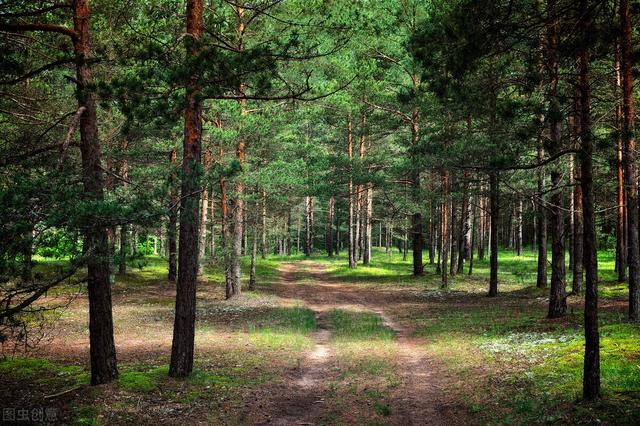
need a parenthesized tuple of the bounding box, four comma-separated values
(441, 170, 449, 288)
(547, 1, 567, 318)
(226, 5, 246, 299)
(73, 0, 118, 385)
(620, 0, 639, 322)
(488, 172, 499, 297)
(580, 0, 600, 399)
(169, 0, 203, 378)
(327, 196, 334, 257)
(197, 150, 210, 275)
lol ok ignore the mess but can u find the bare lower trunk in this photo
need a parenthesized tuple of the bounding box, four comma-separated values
(168, 149, 178, 282)
(197, 151, 210, 275)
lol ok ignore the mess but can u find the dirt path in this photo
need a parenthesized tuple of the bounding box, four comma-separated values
(254, 261, 471, 425)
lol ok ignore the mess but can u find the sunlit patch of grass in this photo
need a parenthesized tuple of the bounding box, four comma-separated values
(118, 367, 167, 393)
(327, 309, 398, 383)
(327, 309, 394, 341)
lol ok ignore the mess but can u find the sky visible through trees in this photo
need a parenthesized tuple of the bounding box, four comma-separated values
(0, 0, 639, 424)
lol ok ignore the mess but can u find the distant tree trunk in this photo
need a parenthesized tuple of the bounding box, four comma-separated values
(285, 210, 292, 256)
(411, 108, 424, 275)
(573, 125, 584, 295)
(335, 217, 341, 255)
(364, 185, 373, 264)
(516, 199, 523, 256)
(214, 196, 216, 259)
(536, 135, 547, 288)
(469, 194, 477, 275)
(119, 225, 128, 275)
(70, 0, 119, 385)
(615, 48, 627, 282)
(547, 1, 567, 318)
(168, 149, 178, 282)
(296, 212, 301, 254)
(249, 212, 258, 290)
(488, 172, 499, 297)
(305, 196, 314, 256)
(619, 0, 639, 322)
(457, 174, 470, 273)
(169, 0, 203, 378)
(429, 196, 436, 264)
(580, 0, 600, 399)
(450, 193, 458, 276)
(478, 194, 485, 261)
(198, 150, 210, 275)
(118, 138, 129, 275)
(347, 115, 356, 268)
(261, 190, 267, 259)
(441, 170, 449, 288)
(327, 196, 334, 257)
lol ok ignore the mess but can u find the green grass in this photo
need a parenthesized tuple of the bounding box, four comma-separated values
(0, 357, 89, 386)
(326, 309, 394, 341)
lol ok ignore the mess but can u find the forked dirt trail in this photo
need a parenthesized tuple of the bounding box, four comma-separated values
(255, 260, 471, 425)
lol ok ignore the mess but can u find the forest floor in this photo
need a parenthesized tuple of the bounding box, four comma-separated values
(1, 249, 639, 425)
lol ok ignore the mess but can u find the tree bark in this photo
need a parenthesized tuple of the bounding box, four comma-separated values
(615, 48, 627, 282)
(169, 0, 203, 378)
(620, 0, 639, 322)
(547, 0, 567, 318)
(72, 0, 118, 385)
(580, 0, 600, 399)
